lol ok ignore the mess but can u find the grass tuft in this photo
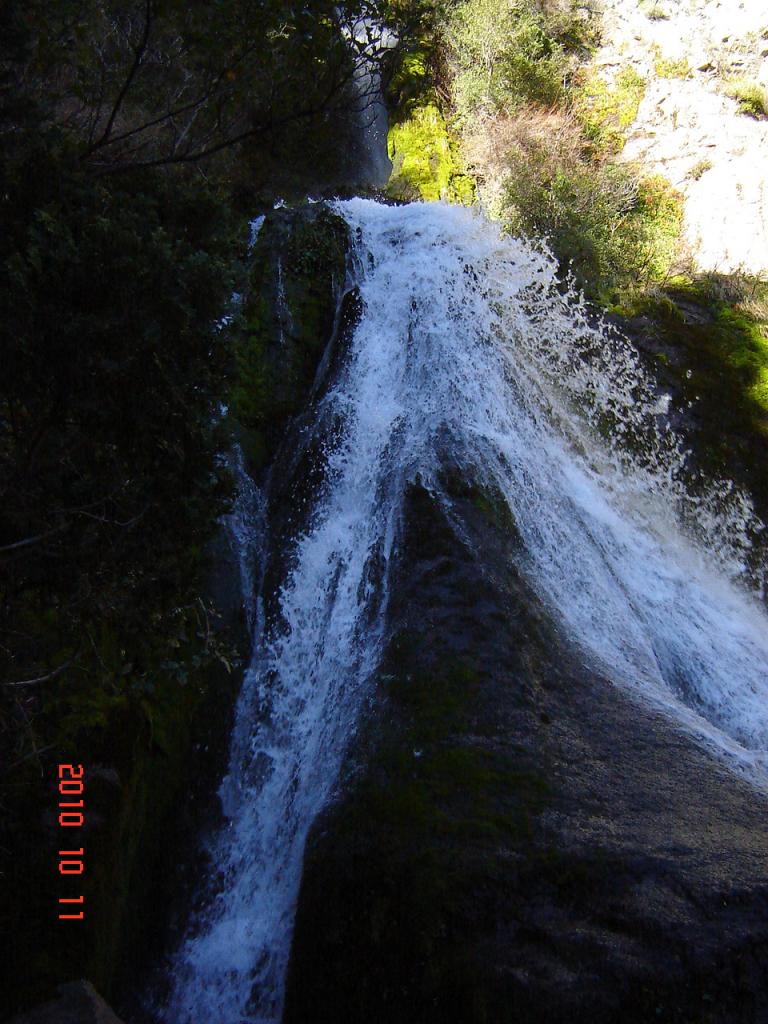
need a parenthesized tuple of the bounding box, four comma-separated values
(687, 158, 713, 181)
(654, 54, 691, 79)
(725, 78, 768, 118)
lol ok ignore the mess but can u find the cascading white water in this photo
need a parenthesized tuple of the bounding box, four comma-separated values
(226, 444, 266, 635)
(163, 198, 768, 1024)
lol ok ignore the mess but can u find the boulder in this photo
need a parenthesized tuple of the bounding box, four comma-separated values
(284, 469, 768, 1024)
(8, 982, 124, 1024)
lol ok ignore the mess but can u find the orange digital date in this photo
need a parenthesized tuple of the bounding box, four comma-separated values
(57, 764, 85, 920)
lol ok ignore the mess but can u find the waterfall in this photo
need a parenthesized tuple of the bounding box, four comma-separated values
(226, 444, 267, 636)
(161, 199, 768, 1024)
(344, 15, 396, 187)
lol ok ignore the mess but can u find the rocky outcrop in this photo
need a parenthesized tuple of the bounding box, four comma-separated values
(231, 204, 350, 477)
(596, 0, 768, 274)
(7, 982, 124, 1024)
(284, 464, 768, 1023)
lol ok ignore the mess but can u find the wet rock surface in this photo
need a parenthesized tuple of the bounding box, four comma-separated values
(7, 982, 125, 1024)
(232, 204, 350, 478)
(285, 467, 768, 1023)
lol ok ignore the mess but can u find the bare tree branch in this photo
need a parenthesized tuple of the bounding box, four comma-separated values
(4, 656, 76, 688)
(94, 0, 153, 150)
(0, 522, 69, 555)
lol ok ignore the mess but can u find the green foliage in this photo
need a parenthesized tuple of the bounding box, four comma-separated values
(687, 158, 713, 180)
(446, 0, 575, 117)
(387, 102, 475, 202)
(0, 0, 365, 180)
(0, 149, 239, 676)
(499, 124, 683, 298)
(434, 0, 682, 298)
(577, 66, 646, 153)
(654, 53, 691, 79)
(725, 78, 768, 118)
(0, 1, 390, 1011)
(631, 174, 685, 281)
(0, 0, 383, 793)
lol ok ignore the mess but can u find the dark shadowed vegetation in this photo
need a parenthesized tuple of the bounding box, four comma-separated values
(0, 0, 419, 1014)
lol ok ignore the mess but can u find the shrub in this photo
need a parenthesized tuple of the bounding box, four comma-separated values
(438, 0, 683, 301)
(638, 0, 669, 20)
(492, 108, 683, 298)
(446, 0, 576, 119)
(577, 66, 646, 153)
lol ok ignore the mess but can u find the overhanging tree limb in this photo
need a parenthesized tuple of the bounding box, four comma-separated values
(93, 0, 153, 150)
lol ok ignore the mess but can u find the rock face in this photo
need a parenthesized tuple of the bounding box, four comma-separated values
(597, 0, 768, 274)
(7, 982, 124, 1024)
(284, 466, 768, 1023)
(231, 204, 350, 477)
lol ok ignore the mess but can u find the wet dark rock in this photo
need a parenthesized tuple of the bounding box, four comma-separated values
(606, 301, 768, 541)
(231, 203, 351, 479)
(7, 981, 124, 1024)
(284, 465, 768, 1024)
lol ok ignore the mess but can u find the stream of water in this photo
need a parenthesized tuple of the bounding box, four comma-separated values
(160, 199, 768, 1024)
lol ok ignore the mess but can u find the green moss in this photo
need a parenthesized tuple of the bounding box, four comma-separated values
(715, 308, 768, 413)
(386, 660, 480, 739)
(231, 323, 272, 430)
(471, 490, 516, 534)
(230, 206, 349, 469)
(238, 425, 269, 475)
(365, 648, 549, 843)
(578, 66, 647, 153)
(386, 49, 433, 120)
(384, 33, 476, 205)
(287, 643, 552, 1022)
(356, 737, 546, 843)
(612, 277, 768, 513)
(286, 208, 348, 280)
(387, 103, 475, 204)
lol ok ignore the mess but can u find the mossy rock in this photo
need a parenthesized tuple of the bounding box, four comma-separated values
(284, 650, 550, 1024)
(387, 102, 475, 205)
(384, 45, 474, 205)
(230, 204, 350, 474)
(610, 281, 768, 531)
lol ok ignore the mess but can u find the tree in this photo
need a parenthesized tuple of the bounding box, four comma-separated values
(1, 0, 405, 175)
